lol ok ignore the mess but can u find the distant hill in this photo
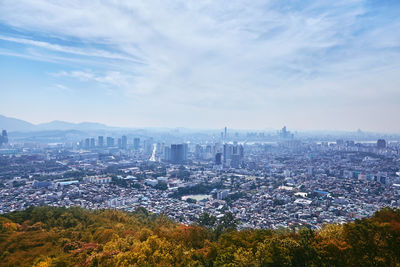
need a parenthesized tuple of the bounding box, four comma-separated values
(0, 114, 111, 132)
(0, 114, 36, 132)
(36, 120, 110, 131)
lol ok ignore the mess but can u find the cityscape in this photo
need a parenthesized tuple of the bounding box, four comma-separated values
(1, 123, 399, 229)
(1, 0, 400, 265)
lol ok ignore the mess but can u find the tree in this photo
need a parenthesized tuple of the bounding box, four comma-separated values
(197, 212, 217, 229)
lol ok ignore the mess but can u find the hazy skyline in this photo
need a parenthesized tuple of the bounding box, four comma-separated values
(1, 1, 400, 132)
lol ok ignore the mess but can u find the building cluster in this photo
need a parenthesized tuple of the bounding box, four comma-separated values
(1, 127, 400, 229)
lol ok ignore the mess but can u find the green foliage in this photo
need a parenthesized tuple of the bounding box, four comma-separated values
(0, 206, 400, 266)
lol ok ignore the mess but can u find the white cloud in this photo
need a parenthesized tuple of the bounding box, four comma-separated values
(0, 0, 399, 130)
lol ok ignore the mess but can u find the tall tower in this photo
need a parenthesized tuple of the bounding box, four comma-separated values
(170, 144, 187, 164)
(224, 126, 227, 140)
(121, 135, 127, 150)
(98, 136, 104, 148)
(1, 130, 8, 145)
(133, 138, 140, 150)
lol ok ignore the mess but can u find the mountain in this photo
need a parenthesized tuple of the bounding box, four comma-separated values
(36, 120, 110, 131)
(0, 114, 36, 132)
(0, 114, 111, 132)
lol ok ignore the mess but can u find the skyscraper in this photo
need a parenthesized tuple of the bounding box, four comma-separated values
(121, 135, 127, 150)
(133, 138, 140, 150)
(223, 143, 233, 163)
(144, 138, 154, 154)
(90, 138, 95, 148)
(98, 136, 104, 148)
(215, 152, 222, 165)
(117, 138, 122, 149)
(170, 144, 188, 164)
(231, 154, 241, 168)
(164, 146, 171, 161)
(239, 144, 244, 159)
(0, 130, 8, 146)
(106, 137, 114, 147)
(85, 138, 90, 149)
(377, 139, 386, 149)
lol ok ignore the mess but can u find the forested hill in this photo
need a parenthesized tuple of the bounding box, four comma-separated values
(0, 207, 400, 266)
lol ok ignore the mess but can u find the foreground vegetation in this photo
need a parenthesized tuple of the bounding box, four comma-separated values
(1, 206, 400, 266)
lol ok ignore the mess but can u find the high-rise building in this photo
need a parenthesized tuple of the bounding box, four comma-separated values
(144, 138, 154, 154)
(121, 135, 127, 150)
(195, 144, 203, 159)
(231, 154, 241, 169)
(106, 137, 114, 147)
(0, 130, 8, 146)
(164, 146, 171, 161)
(170, 144, 188, 164)
(117, 138, 122, 149)
(98, 136, 104, 148)
(215, 152, 222, 165)
(85, 138, 90, 149)
(239, 144, 244, 159)
(233, 145, 238, 155)
(133, 138, 140, 150)
(280, 126, 293, 139)
(224, 126, 227, 139)
(377, 139, 386, 149)
(90, 138, 95, 148)
(223, 144, 233, 163)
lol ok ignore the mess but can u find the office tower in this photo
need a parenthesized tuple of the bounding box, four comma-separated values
(282, 126, 287, 136)
(90, 138, 95, 148)
(144, 138, 154, 154)
(0, 129, 7, 146)
(195, 144, 203, 159)
(2, 130, 8, 143)
(377, 139, 386, 149)
(233, 145, 238, 155)
(239, 144, 244, 159)
(85, 138, 90, 149)
(106, 137, 114, 147)
(121, 135, 127, 150)
(170, 144, 188, 164)
(231, 154, 241, 168)
(98, 136, 104, 148)
(224, 126, 227, 139)
(133, 138, 140, 150)
(223, 143, 233, 163)
(117, 138, 122, 149)
(164, 146, 171, 161)
(215, 152, 222, 165)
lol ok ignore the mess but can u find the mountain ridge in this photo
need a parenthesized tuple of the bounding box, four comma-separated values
(0, 114, 111, 132)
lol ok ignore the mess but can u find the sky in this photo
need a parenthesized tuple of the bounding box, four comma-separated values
(0, 0, 399, 132)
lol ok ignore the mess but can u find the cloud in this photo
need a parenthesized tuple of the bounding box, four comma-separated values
(0, 0, 399, 130)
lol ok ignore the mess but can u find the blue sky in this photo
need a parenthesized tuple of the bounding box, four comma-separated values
(0, 0, 399, 132)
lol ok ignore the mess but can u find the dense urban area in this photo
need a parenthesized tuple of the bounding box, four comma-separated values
(1, 127, 399, 230)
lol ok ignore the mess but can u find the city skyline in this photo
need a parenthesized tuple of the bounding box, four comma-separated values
(1, 1, 400, 132)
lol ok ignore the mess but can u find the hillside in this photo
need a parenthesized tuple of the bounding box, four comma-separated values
(0, 206, 400, 266)
(0, 114, 110, 132)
